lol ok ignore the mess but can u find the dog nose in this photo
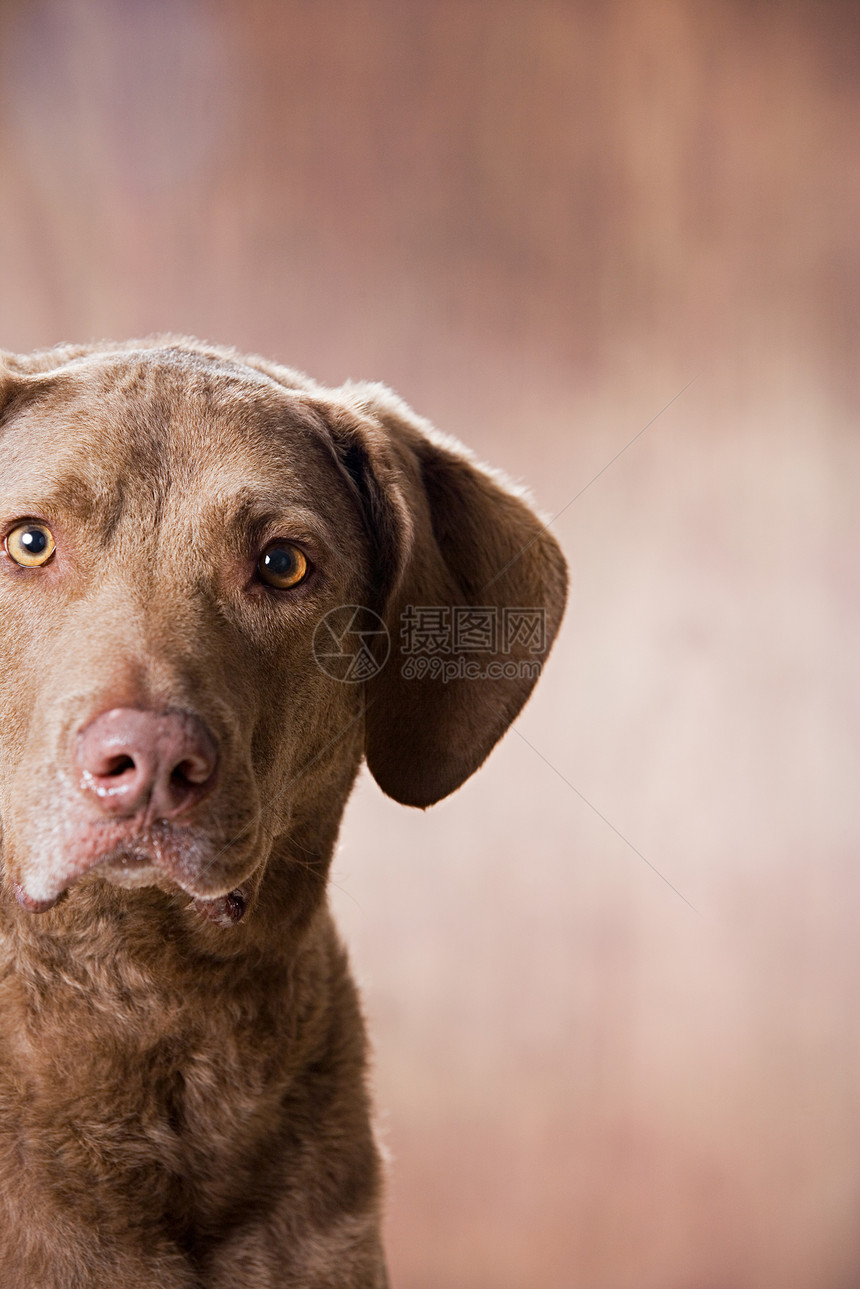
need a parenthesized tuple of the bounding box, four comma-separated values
(76, 708, 218, 819)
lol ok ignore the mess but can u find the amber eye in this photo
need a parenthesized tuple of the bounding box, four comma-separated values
(257, 542, 309, 589)
(5, 522, 56, 568)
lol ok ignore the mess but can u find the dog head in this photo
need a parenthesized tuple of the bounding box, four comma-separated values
(0, 339, 567, 926)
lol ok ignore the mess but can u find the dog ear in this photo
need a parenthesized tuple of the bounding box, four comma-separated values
(321, 384, 568, 808)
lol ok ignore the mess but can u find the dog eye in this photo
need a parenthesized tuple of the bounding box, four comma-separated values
(257, 542, 309, 589)
(5, 522, 56, 568)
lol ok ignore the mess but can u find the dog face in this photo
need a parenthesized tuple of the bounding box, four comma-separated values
(0, 347, 376, 916)
(0, 340, 567, 925)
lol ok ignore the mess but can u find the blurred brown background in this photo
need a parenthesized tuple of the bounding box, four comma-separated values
(1, 2, 859, 1285)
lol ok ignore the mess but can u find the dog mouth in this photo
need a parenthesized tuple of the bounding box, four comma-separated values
(13, 821, 256, 927)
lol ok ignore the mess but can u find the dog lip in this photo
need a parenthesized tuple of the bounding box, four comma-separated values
(13, 818, 251, 910)
(14, 883, 60, 913)
(14, 873, 250, 929)
(193, 889, 248, 927)
(93, 837, 221, 897)
(95, 852, 164, 890)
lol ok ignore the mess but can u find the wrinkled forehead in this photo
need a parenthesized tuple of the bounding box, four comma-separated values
(0, 353, 355, 536)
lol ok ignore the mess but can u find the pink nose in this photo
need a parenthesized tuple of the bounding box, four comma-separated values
(76, 708, 218, 820)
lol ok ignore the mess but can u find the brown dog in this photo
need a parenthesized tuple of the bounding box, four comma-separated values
(0, 338, 567, 1287)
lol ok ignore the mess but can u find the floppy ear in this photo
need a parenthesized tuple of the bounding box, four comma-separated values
(321, 383, 568, 809)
